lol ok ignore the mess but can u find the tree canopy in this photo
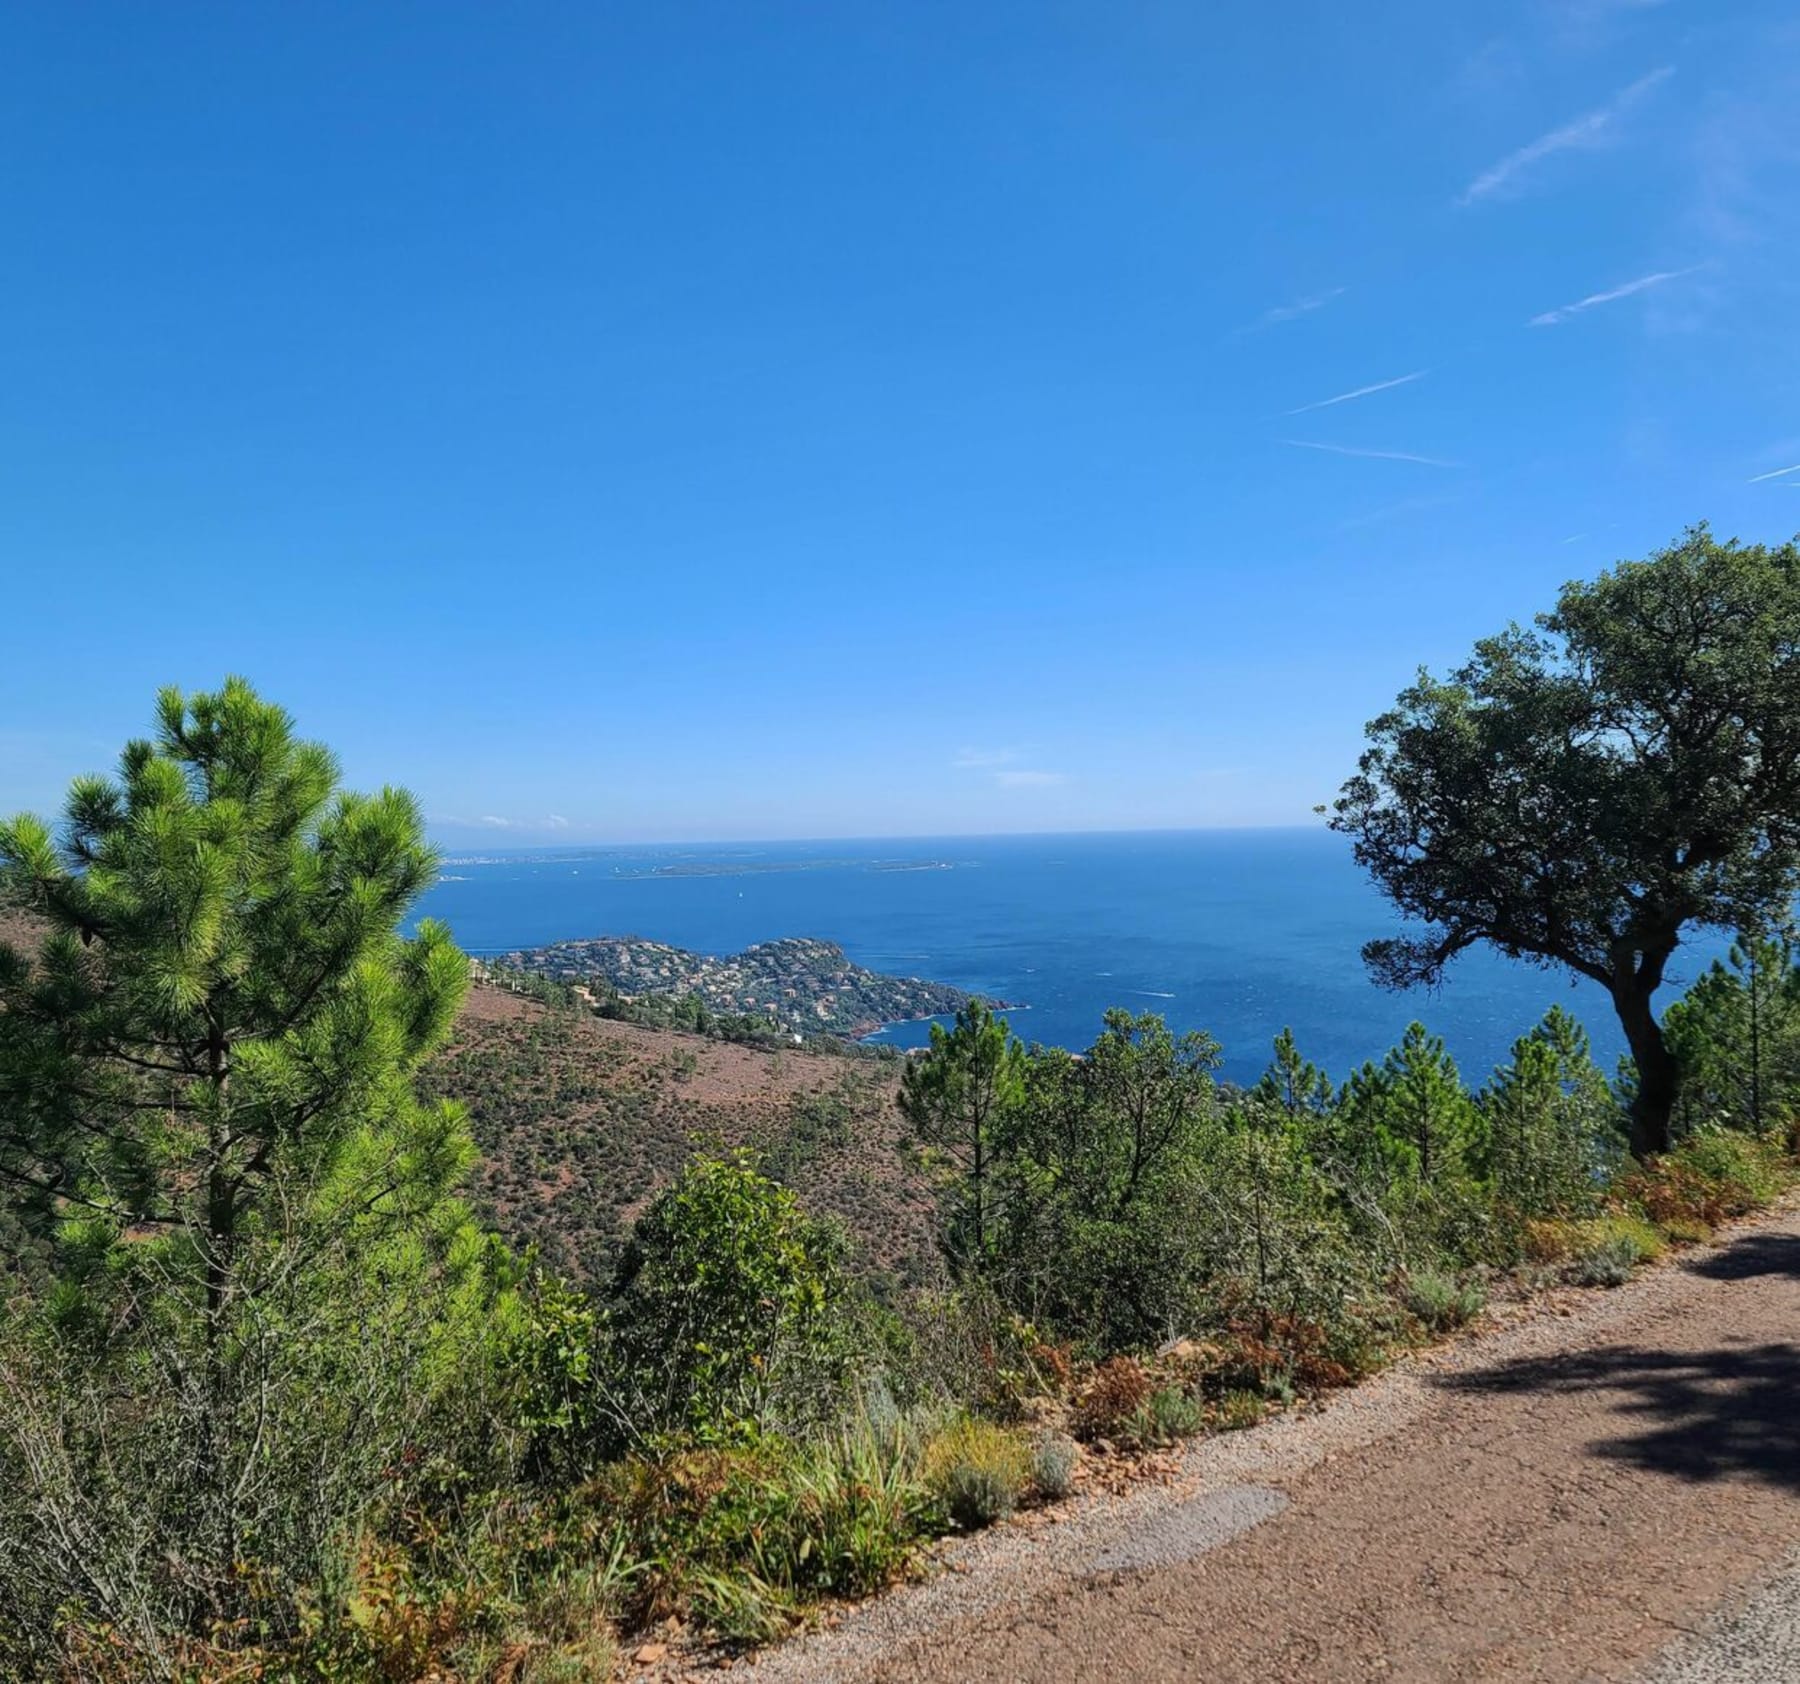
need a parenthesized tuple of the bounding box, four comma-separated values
(1331, 526, 1800, 1155)
(0, 678, 472, 1294)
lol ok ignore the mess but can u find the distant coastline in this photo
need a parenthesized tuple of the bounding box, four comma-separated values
(494, 931, 1020, 1043)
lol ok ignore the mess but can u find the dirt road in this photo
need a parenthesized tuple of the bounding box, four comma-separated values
(743, 1205, 1800, 1683)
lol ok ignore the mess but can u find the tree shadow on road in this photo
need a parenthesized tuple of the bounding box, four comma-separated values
(1683, 1232, 1800, 1282)
(1441, 1230, 1800, 1492)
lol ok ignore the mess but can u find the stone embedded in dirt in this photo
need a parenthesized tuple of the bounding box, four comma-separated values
(634, 1641, 669, 1663)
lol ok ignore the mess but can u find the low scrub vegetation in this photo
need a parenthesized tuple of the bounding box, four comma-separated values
(3, 673, 1799, 1679)
(1402, 1268, 1487, 1333)
(923, 1417, 1034, 1530)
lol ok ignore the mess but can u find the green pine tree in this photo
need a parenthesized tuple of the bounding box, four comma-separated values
(1663, 930, 1800, 1135)
(1479, 1006, 1620, 1219)
(0, 678, 473, 1320)
(898, 998, 1025, 1274)
(0, 680, 495, 1641)
(1252, 1026, 1335, 1120)
(1336, 1022, 1476, 1184)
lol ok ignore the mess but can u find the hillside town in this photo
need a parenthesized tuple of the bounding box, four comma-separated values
(493, 933, 985, 1039)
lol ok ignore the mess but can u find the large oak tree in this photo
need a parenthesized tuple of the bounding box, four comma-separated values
(1331, 526, 1800, 1157)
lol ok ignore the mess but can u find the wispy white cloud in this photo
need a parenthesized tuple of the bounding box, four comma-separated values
(1285, 370, 1427, 416)
(1283, 439, 1461, 468)
(1748, 461, 1800, 484)
(994, 770, 1068, 789)
(1529, 266, 1700, 325)
(1458, 66, 1673, 205)
(1245, 287, 1346, 333)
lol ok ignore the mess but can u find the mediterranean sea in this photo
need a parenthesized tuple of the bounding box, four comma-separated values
(413, 828, 1726, 1089)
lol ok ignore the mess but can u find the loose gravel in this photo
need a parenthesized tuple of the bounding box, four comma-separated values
(1638, 1547, 1800, 1684)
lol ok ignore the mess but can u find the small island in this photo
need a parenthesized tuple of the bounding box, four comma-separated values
(493, 933, 1006, 1039)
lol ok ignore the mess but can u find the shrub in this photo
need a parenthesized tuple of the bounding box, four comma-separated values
(597, 1151, 857, 1451)
(887, 1286, 1052, 1420)
(591, 1426, 931, 1640)
(686, 1568, 802, 1648)
(1377, 1174, 1499, 1272)
(1567, 1239, 1637, 1288)
(1669, 1129, 1786, 1215)
(1119, 1385, 1204, 1449)
(1215, 1389, 1264, 1431)
(1073, 1355, 1152, 1442)
(1618, 1159, 1726, 1231)
(1563, 1213, 1665, 1286)
(923, 1418, 1032, 1531)
(1519, 1217, 1578, 1263)
(1193, 1126, 1366, 1326)
(1621, 1130, 1790, 1234)
(1402, 1268, 1486, 1333)
(520, 1630, 622, 1683)
(1659, 1214, 1714, 1245)
(1208, 1307, 1393, 1396)
(499, 1566, 622, 1683)
(1596, 1212, 1667, 1263)
(1030, 1432, 1078, 1499)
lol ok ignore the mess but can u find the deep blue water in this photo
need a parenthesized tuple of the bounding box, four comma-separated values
(413, 829, 1723, 1089)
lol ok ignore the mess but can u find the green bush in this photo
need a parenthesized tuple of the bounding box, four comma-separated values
(1594, 1212, 1666, 1263)
(597, 1150, 858, 1451)
(1402, 1268, 1487, 1333)
(1668, 1128, 1786, 1215)
(1564, 1213, 1665, 1286)
(592, 1425, 932, 1641)
(923, 1418, 1032, 1530)
(1215, 1389, 1264, 1431)
(1120, 1385, 1204, 1449)
(1192, 1125, 1372, 1331)
(1659, 1214, 1714, 1245)
(1567, 1239, 1636, 1287)
(1031, 1432, 1078, 1499)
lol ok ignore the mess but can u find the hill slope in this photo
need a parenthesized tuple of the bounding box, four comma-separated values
(0, 909, 940, 1291)
(420, 983, 940, 1288)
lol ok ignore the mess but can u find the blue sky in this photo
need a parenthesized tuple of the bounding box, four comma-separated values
(3, 1, 1797, 844)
